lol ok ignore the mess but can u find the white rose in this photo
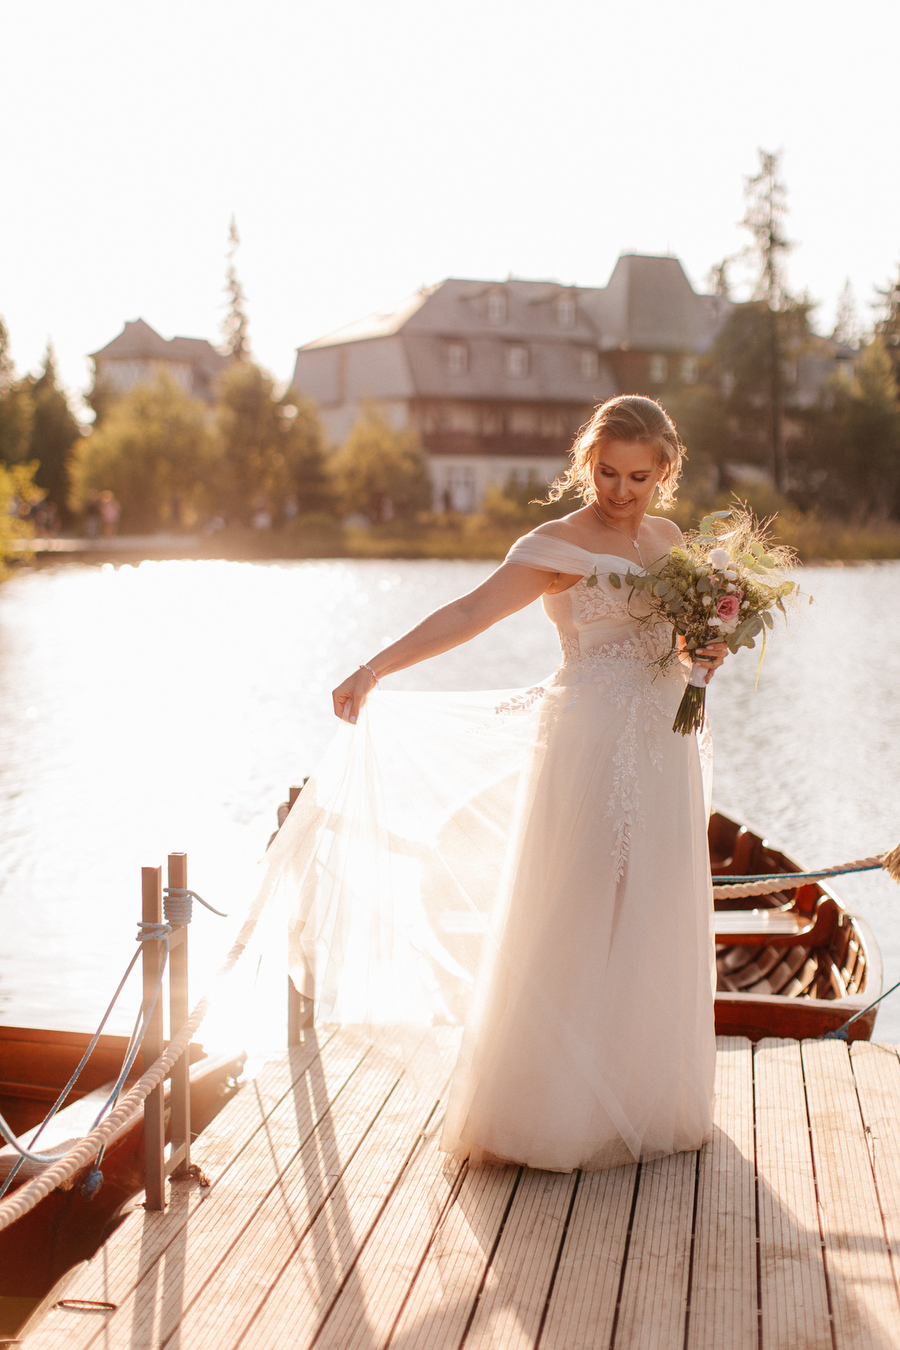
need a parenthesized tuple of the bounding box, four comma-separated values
(701, 594, 712, 606)
(708, 547, 730, 568)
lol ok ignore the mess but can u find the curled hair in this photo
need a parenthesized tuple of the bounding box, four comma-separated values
(546, 395, 685, 512)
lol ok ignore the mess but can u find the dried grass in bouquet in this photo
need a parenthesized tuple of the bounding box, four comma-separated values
(609, 506, 801, 734)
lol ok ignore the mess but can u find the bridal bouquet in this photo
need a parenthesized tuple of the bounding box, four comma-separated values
(609, 507, 799, 735)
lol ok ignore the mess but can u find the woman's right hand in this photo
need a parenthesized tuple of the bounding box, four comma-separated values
(332, 665, 378, 724)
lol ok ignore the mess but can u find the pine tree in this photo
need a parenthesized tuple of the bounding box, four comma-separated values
(222, 216, 251, 362)
(874, 264, 900, 386)
(0, 315, 34, 466)
(739, 149, 803, 492)
(832, 281, 860, 348)
(25, 343, 82, 513)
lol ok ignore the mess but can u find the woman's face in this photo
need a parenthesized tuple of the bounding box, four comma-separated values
(590, 439, 663, 520)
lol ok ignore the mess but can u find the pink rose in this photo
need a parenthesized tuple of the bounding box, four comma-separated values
(716, 594, 741, 621)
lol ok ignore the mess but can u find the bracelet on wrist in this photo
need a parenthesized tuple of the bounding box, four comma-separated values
(359, 662, 380, 686)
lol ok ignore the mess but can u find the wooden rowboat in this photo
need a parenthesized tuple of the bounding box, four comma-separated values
(710, 811, 882, 1042)
(273, 789, 883, 1046)
(0, 1028, 244, 1339)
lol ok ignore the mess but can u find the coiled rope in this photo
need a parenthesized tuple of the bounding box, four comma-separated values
(712, 845, 900, 900)
(0, 882, 262, 1234)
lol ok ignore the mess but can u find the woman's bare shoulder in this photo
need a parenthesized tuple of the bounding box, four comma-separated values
(647, 515, 684, 547)
(527, 509, 593, 546)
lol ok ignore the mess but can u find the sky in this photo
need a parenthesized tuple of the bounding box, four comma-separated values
(2, 0, 898, 416)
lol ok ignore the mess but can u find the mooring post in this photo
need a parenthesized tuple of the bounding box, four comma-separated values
(167, 852, 191, 1180)
(142, 865, 166, 1211)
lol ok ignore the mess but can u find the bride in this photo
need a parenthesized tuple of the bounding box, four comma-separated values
(264, 395, 726, 1172)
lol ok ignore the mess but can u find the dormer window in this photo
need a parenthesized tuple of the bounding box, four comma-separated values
(486, 290, 507, 324)
(648, 354, 668, 384)
(506, 344, 529, 378)
(579, 349, 599, 379)
(555, 294, 577, 328)
(446, 341, 468, 375)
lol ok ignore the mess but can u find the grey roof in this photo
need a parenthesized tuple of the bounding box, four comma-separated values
(584, 255, 731, 353)
(301, 278, 602, 350)
(293, 258, 731, 407)
(91, 319, 230, 376)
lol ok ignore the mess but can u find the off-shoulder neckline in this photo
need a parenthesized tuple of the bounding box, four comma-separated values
(514, 538, 640, 569)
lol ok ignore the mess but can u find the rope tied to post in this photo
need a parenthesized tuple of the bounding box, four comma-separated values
(163, 886, 228, 926)
(0, 874, 230, 1215)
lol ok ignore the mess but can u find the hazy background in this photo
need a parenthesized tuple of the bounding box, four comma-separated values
(2, 0, 898, 406)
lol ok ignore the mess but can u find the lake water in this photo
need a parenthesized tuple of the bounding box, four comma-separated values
(1, 557, 899, 1039)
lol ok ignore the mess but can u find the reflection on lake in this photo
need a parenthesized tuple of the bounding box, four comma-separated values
(1, 557, 899, 1038)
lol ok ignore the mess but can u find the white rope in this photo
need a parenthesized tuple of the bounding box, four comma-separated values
(0, 885, 269, 1233)
(713, 852, 886, 900)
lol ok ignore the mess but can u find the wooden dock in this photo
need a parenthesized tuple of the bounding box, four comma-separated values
(19, 1032, 900, 1350)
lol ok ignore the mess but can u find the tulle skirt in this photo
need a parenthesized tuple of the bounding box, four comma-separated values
(256, 659, 716, 1171)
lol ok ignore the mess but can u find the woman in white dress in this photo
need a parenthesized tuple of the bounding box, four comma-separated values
(270, 395, 726, 1172)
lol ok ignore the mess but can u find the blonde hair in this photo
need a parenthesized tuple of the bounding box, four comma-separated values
(547, 395, 685, 511)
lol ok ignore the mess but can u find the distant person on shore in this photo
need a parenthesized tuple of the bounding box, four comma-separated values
(100, 491, 121, 538)
(84, 492, 101, 540)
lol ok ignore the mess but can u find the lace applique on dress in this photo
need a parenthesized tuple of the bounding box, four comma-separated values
(548, 642, 675, 880)
(491, 684, 547, 721)
(572, 571, 631, 624)
(604, 663, 672, 879)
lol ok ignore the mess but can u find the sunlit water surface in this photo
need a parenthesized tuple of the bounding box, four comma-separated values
(1, 558, 898, 1039)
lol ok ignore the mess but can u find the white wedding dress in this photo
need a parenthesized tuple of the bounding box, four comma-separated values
(256, 533, 716, 1171)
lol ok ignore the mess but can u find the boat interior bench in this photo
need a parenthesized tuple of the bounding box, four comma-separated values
(714, 896, 839, 947)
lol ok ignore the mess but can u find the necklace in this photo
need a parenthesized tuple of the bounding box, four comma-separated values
(590, 501, 644, 565)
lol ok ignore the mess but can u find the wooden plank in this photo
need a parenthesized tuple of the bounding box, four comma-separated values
(687, 1036, 756, 1350)
(22, 1028, 361, 1350)
(754, 1037, 831, 1350)
(613, 1148, 697, 1350)
(461, 1167, 577, 1349)
(852, 1042, 900, 1265)
(540, 1164, 637, 1350)
(120, 1039, 406, 1349)
(715, 911, 812, 940)
(802, 1039, 900, 1348)
(233, 1076, 441, 1349)
(388, 1163, 519, 1350)
(311, 1119, 464, 1350)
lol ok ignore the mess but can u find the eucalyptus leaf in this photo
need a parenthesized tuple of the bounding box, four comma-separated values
(608, 572, 621, 589)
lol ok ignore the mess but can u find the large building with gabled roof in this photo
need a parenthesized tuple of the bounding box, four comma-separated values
(291, 254, 731, 512)
(90, 318, 231, 406)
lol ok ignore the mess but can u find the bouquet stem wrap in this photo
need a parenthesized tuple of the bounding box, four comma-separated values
(673, 663, 709, 735)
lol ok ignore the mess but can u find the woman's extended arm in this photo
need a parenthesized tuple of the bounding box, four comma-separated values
(331, 560, 557, 722)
